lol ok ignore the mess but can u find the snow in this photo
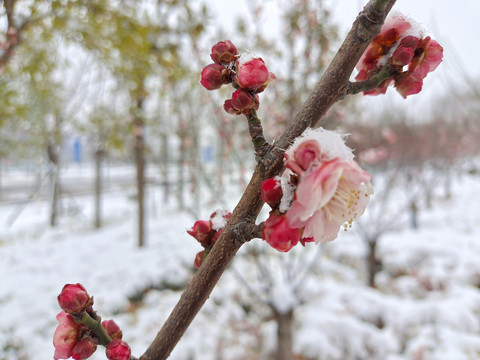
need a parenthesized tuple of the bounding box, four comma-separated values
(1, 165, 480, 359)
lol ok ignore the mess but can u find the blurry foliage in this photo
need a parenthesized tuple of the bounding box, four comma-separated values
(0, 0, 209, 162)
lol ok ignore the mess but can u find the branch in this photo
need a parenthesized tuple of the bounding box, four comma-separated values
(245, 109, 271, 159)
(340, 64, 392, 97)
(139, 1, 396, 359)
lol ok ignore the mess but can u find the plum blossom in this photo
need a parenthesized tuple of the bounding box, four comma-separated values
(287, 158, 373, 243)
(53, 311, 87, 360)
(262, 128, 373, 250)
(355, 12, 443, 97)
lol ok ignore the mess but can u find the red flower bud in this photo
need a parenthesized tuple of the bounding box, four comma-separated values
(187, 220, 214, 247)
(212, 229, 223, 244)
(261, 178, 283, 208)
(210, 40, 238, 65)
(105, 340, 131, 360)
(200, 63, 225, 90)
(102, 320, 123, 341)
(235, 57, 270, 91)
(57, 283, 91, 315)
(262, 213, 300, 252)
(72, 337, 97, 360)
(194, 250, 205, 269)
(229, 89, 259, 115)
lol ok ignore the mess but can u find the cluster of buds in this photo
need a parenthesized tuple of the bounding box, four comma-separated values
(187, 209, 231, 268)
(261, 128, 374, 252)
(356, 12, 443, 98)
(200, 40, 275, 115)
(53, 284, 131, 360)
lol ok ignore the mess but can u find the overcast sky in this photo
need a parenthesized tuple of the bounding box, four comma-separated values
(208, 0, 480, 117)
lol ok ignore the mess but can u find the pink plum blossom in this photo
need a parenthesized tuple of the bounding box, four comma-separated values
(355, 12, 443, 98)
(355, 13, 412, 84)
(53, 311, 86, 360)
(262, 128, 373, 251)
(286, 159, 373, 243)
(394, 36, 443, 98)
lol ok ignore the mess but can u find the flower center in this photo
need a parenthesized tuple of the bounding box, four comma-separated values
(323, 177, 367, 230)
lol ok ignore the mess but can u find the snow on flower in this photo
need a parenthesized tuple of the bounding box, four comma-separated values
(262, 128, 373, 250)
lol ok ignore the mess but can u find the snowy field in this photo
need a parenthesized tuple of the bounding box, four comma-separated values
(1, 166, 480, 359)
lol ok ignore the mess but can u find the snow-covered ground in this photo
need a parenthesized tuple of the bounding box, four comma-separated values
(1, 166, 479, 359)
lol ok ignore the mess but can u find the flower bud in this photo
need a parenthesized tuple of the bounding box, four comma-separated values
(194, 250, 205, 269)
(212, 229, 223, 244)
(261, 178, 283, 208)
(210, 40, 238, 65)
(102, 320, 123, 341)
(71, 337, 97, 360)
(223, 99, 241, 115)
(105, 340, 131, 360)
(200, 63, 226, 90)
(235, 57, 270, 91)
(58, 283, 91, 315)
(187, 220, 213, 247)
(229, 89, 258, 114)
(262, 213, 300, 252)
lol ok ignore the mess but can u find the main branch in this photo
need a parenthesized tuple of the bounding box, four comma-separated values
(140, 1, 396, 359)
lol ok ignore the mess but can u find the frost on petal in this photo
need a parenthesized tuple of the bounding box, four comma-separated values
(285, 128, 354, 165)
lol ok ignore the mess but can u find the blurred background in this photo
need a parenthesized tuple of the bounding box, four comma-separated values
(1, 1, 479, 359)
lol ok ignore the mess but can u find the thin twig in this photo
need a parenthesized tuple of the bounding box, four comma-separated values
(245, 109, 272, 159)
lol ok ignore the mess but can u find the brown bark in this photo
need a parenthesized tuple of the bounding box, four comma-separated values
(273, 308, 294, 360)
(140, 1, 396, 359)
(367, 240, 378, 288)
